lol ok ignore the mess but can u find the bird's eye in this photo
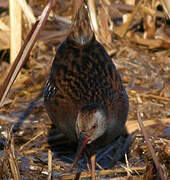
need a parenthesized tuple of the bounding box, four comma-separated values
(92, 123, 97, 129)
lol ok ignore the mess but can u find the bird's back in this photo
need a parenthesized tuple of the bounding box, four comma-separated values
(44, 0, 128, 143)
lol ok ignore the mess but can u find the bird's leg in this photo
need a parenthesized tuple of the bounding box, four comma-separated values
(90, 153, 96, 180)
(83, 151, 91, 171)
(64, 133, 89, 173)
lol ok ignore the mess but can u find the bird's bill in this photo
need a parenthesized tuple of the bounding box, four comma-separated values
(71, 133, 89, 169)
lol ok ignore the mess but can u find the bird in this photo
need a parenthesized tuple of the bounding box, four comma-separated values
(43, 0, 129, 179)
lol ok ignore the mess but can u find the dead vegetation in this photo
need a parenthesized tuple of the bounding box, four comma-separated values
(0, 0, 169, 179)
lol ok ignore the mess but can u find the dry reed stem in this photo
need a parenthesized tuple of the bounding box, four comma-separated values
(137, 112, 167, 180)
(9, 0, 22, 64)
(141, 6, 156, 16)
(126, 118, 170, 134)
(87, 0, 99, 37)
(0, 19, 10, 31)
(130, 34, 170, 48)
(17, 0, 36, 24)
(160, 0, 170, 19)
(115, 1, 142, 37)
(0, 0, 56, 108)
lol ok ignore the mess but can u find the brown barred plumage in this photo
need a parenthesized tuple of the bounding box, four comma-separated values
(44, 1, 129, 179)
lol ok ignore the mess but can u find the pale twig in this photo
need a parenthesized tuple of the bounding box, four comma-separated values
(55, 15, 72, 24)
(143, 94, 170, 102)
(19, 131, 44, 151)
(48, 149, 52, 180)
(61, 166, 146, 179)
(6, 127, 21, 180)
(125, 153, 132, 176)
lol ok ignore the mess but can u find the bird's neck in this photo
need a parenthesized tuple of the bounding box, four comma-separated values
(68, 2, 94, 45)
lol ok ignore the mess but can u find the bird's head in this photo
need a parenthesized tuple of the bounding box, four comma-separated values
(76, 103, 107, 145)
